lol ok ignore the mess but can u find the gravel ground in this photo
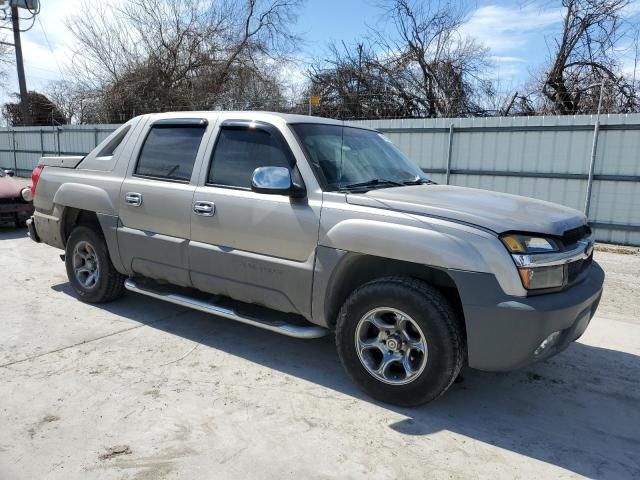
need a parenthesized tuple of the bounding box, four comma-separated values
(0, 225, 638, 480)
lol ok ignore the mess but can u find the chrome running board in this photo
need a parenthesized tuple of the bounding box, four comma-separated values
(124, 279, 329, 339)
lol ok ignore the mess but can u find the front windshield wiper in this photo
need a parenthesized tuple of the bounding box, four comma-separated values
(402, 177, 436, 185)
(343, 178, 405, 190)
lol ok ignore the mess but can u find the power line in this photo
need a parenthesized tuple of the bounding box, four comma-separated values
(23, 62, 61, 75)
(36, 15, 65, 82)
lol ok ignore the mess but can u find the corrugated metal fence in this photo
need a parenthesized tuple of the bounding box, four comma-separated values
(1, 114, 639, 245)
(356, 114, 640, 246)
(0, 125, 122, 177)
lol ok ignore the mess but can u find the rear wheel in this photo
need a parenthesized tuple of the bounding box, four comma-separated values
(336, 277, 463, 406)
(65, 226, 125, 303)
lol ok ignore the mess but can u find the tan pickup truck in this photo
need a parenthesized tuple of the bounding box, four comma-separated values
(27, 112, 604, 406)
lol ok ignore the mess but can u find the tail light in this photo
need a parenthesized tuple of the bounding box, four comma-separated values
(31, 164, 44, 196)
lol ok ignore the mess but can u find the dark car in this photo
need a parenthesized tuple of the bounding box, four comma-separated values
(0, 169, 34, 227)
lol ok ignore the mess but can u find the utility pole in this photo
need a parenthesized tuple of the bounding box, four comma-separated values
(584, 79, 605, 218)
(10, 4, 30, 125)
(356, 42, 363, 119)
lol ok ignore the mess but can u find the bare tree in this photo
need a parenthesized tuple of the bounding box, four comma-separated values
(307, 0, 494, 119)
(541, 0, 638, 114)
(63, 0, 303, 122)
(0, 27, 11, 84)
(307, 41, 412, 119)
(45, 80, 99, 124)
(373, 0, 493, 117)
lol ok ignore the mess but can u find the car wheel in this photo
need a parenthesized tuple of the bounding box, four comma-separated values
(65, 226, 126, 303)
(335, 277, 464, 406)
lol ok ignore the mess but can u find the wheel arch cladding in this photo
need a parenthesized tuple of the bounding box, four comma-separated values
(315, 248, 466, 343)
(53, 183, 116, 216)
(61, 208, 127, 275)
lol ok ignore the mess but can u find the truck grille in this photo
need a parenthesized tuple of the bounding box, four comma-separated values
(562, 224, 594, 286)
(567, 253, 593, 284)
(561, 225, 592, 249)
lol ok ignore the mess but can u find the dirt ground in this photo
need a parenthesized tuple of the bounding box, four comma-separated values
(0, 225, 638, 480)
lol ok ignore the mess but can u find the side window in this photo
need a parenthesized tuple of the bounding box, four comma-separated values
(135, 126, 206, 181)
(96, 125, 131, 158)
(208, 127, 292, 188)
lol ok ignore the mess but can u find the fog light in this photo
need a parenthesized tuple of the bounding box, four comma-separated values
(534, 331, 561, 356)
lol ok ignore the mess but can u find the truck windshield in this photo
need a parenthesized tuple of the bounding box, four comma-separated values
(290, 124, 430, 191)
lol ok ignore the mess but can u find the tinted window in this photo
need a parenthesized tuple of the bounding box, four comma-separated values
(97, 125, 130, 157)
(135, 126, 205, 181)
(208, 128, 291, 188)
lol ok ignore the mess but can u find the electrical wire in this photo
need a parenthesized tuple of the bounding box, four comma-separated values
(0, 1, 38, 32)
(36, 15, 66, 81)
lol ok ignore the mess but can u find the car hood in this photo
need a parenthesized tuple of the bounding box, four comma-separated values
(346, 185, 587, 236)
(0, 176, 24, 199)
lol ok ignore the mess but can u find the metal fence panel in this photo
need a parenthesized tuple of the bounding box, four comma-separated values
(1, 115, 639, 245)
(0, 125, 121, 176)
(358, 114, 640, 246)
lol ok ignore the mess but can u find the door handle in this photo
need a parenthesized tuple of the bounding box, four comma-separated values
(124, 192, 142, 206)
(193, 201, 215, 217)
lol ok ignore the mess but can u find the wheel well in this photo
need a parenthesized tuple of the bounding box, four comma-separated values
(61, 208, 101, 246)
(325, 254, 466, 340)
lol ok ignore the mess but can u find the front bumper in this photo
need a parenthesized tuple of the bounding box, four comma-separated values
(0, 202, 34, 223)
(449, 262, 604, 371)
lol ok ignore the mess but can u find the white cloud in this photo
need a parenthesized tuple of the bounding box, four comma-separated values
(461, 4, 562, 52)
(459, 4, 564, 83)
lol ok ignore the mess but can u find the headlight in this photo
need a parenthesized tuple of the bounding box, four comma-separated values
(501, 233, 565, 290)
(501, 233, 560, 253)
(20, 187, 33, 202)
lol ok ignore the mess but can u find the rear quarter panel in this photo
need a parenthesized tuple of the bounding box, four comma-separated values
(32, 118, 147, 249)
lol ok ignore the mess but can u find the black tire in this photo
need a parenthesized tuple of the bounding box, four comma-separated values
(335, 277, 464, 407)
(65, 225, 126, 303)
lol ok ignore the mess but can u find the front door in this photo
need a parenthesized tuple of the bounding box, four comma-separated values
(189, 120, 321, 317)
(118, 119, 209, 286)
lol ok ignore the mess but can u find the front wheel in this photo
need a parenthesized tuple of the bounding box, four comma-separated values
(65, 226, 125, 303)
(335, 277, 464, 406)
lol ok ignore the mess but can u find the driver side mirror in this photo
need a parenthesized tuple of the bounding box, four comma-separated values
(251, 166, 306, 198)
(4, 169, 15, 177)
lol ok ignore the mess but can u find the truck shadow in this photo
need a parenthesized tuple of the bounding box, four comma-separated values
(52, 282, 640, 479)
(0, 224, 28, 240)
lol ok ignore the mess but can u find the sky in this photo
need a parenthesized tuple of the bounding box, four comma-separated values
(1, 0, 639, 108)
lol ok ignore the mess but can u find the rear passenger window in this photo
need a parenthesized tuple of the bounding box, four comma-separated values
(135, 126, 206, 181)
(97, 125, 131, 158)
(208, 128, 292, 188)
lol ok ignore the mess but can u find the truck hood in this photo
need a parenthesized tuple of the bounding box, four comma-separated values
(347, 185, 587, 236)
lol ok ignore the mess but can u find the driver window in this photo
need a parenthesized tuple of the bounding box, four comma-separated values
(208, 127, 291, 188)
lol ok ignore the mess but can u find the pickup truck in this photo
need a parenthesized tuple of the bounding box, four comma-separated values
(27, 112, 604, 406)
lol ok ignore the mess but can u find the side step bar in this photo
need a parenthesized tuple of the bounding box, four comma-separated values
(124, 279, 329, 339)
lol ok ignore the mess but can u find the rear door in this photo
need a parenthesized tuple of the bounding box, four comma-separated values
(117, 118, 209, 286)
(188, 120, 322, 317)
